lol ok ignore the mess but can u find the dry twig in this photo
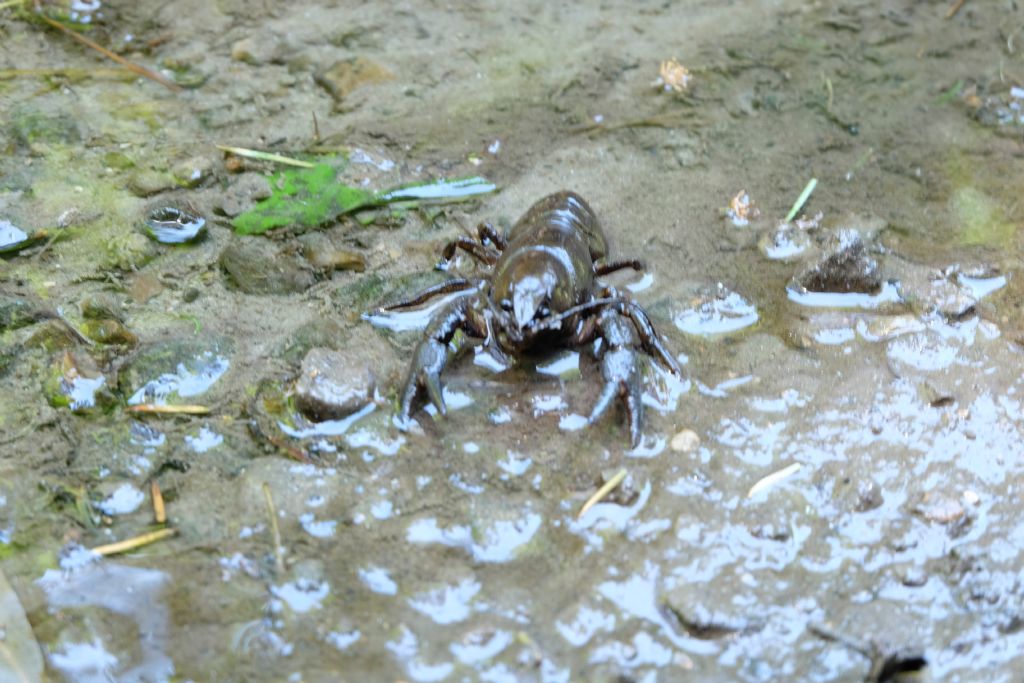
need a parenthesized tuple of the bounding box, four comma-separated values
(35, 13, 181, 92)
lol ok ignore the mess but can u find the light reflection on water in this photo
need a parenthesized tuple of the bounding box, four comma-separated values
(37, 560, 173, 683)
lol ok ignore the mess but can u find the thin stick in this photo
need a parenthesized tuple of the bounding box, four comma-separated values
(35, 14, 181, 92)
(54, 307, 94, 346)
(91, 527, 177, 556)
(263, 483, 286, 575)
(126, 404, 210, 415)
(266, 431, 313, 464)
(1007, 23, 1024, 53)
(748, 462, 802, 498)
(215, 145, 315, 168)
(151, 480, 166, 524)
(783, 178, 818, 222)
(578, 468, 628, 519)
(945, 0, 966, 19)
(0, 67, 135, 81)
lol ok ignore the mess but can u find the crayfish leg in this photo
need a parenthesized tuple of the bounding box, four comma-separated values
(381, 278, 481, 312)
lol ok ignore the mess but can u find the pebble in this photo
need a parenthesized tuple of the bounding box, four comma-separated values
(670, 429, 700, 453)
(220, 239, 316, 294)
(314, 57, 394, 103)
(294, 347, 375, 421)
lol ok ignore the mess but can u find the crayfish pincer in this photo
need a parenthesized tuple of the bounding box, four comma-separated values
(375, 191, 683, 447)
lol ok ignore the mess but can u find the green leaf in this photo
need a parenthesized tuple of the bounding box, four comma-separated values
(232, 164, 375, 235)
(232, 164, 497, 235)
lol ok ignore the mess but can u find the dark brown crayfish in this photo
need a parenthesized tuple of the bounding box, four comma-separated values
(378, 191, 682, 446)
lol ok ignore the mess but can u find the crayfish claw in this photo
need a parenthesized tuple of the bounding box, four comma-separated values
(398, 338, 449, 423)
(423, 368, 446, 416)
(588, 346, 644, 448)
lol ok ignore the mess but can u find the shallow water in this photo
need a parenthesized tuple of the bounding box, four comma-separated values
(2, 1, 1024, 682)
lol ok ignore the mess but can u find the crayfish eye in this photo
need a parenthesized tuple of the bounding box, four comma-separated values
(500, 299, 513, 312)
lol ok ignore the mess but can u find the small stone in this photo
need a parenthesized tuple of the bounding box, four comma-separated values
(862, 314, 925, 341)
(932, 280, 977, 320)
(314, 57, 394, 103)
(915, 492, 965, 524)
(172, 156, 214, 188)
(901, 565, 928, 587)
(854, 479, 883, 512)
(214, 173, 272, 218)
(81, 319, 138, 346)
(962, 489, 980, 506)
(220, 239, 316, 295)
(104, 232, 159, 271)
(299, 233, 367, 273)
(230, 35, 282, 65)
(759, 222, 811, 260)
(294, 348, 375, 420)
(24, 320, 79, 353)
(129, 273, 164, 303)
(797, 228, 881, 294)
(224, 155, 245, 173)
(670, 428, 700, 453)
(127, 169, 177, 197)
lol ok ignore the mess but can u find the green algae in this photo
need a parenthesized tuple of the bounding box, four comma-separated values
(950, 186, 1016, 248)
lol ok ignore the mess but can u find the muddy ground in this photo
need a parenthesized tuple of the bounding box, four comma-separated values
(2, 1, 1024, 681)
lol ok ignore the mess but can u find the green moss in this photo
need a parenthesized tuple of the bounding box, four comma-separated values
(951, 186, 1015, 248)
(111, 101, 164, 132)
(102, 151, 136, 170)
(10, 110, 80, 148)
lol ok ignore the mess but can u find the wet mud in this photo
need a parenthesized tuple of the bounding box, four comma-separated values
(2, 1, 1024, 681)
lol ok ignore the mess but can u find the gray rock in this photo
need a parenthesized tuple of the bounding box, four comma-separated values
(214, 173, 272, 218)
(230, 34, 284, 65)
(314, 57, 394, 103)
(298, 232, 367, 273)
(172, 156, 215, 188)
(127, 169, 177, 198)
(220, 239, 316, 294)
(797, 228, 881, 294)
(293, 347, 375, 421)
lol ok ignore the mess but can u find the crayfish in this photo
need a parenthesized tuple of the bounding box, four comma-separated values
(377, 191, 682, 447)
